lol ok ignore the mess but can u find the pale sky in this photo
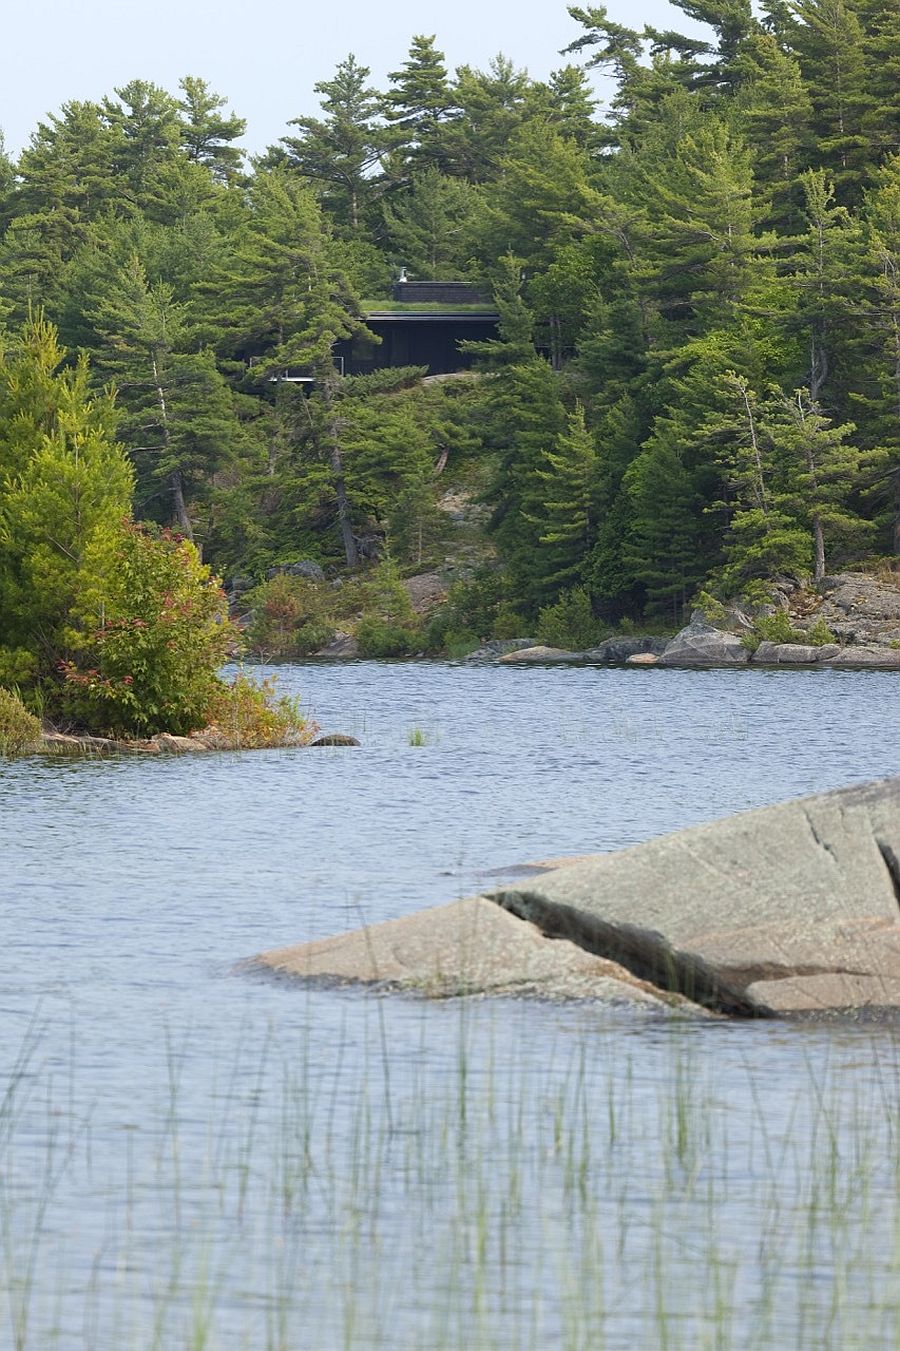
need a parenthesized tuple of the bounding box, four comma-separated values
(3, 0, 708, 157)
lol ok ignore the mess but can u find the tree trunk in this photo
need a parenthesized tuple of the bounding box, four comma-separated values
(318, 362, 359, 569)
(170, 469, 194, 542)
(152, 352, 193, 541)
(813, 514, 826, 581)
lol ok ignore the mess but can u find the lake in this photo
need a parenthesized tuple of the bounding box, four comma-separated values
(2, 661, 900, 1349)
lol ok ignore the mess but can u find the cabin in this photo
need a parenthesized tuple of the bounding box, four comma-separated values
(334, 276, 500, 377)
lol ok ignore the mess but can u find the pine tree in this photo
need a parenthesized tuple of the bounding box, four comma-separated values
(385, 35, 451, 173)
(177, 77, 246, 183)
(622, 436, 706, 617)
(533, 401, 598, 594)
(790, 0, 869, 199)
(102, 81, 182, 208)
(734, 31, 814, 229)
(381, 169, 481, 278)
(0, 316, 133, 667)
(770, 387, 867, 578)
(281, 56, 384, 231)
(855, 154, 900, 548)
(86, 255, 239, 538)
(707, 372, 812, 586)
(439, 57, 532, 182)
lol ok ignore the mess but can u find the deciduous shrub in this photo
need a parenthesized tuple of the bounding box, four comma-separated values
(0, 687, 42, 757)
(59, 523, 235, 737)
(205, 674, 318, 748)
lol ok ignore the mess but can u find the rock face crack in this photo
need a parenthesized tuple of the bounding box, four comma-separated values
(876, 839, 900, 913)
(803, 807, 839, 864)
(489, 889, 769, 1018)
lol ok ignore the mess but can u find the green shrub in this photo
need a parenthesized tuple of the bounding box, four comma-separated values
(536, 588, 605, 651)
(807, 617, 837, 646)
(59, 523, 235, 738)
(356, 618, 420, 658)
(491, 604, 527, 640)
(205, 674, 318, 748)
(695, 590, 726, 623)
(429, 569, 511, 647)
(295, 620, 336, 656)
(0, 687, 42, 757)
(743, 609, 808, 652)
(442, 627, 480, 659)
(0, 648, 38, 689)
(245, 575, 333, 658)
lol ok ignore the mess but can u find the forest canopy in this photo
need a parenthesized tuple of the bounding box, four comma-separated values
(1, 1, 899, 644)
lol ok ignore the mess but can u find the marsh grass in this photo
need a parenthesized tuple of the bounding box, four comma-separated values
(1, 1014, 900, 1349)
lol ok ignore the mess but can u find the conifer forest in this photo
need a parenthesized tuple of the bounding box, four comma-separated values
(2, 1, 900, 655)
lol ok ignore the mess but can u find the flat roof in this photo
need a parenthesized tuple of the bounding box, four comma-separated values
(363, 308, 500, 323)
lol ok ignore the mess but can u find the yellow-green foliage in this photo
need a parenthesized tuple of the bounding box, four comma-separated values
(0, 687, 42, 757)
(206, 674, 318, 748)
(0, 316, 134, 667)
(60, 523, 236, 737)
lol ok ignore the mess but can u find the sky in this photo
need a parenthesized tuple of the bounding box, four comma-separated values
(2, 0, 706, 158)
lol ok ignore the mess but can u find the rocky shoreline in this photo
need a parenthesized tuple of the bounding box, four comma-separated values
(466, 571, 900, 669)
(39, 728, 360, 756)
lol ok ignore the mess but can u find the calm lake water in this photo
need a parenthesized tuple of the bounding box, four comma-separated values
(2, 662, 900, 1349)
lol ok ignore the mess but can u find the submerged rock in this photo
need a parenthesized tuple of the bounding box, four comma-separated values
(489, 777, 900, 1016)
(253, 896, 686, 1008)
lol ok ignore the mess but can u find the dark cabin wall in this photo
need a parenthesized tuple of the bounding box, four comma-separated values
(336, 316, 499, 376)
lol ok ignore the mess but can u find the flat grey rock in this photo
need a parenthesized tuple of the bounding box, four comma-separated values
(828, 646, 900, 668)
(498, 646, 580, 663)
(753, 642, 841, 664)
(254, 897, 684, 1007)
(489, 778, 900, 1015)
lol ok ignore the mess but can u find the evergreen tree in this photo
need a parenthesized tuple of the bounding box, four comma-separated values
(86, 254, 239, 538)
(381, 169, 481, 278)
(533, 401, 598, 593)
(0, 316, 133, 668)
(385, 35, 451, 173)
(177, 76, 246, 183)
(790, 0, 869, 198)
(102, 80, 182, 207)
(734, 31, 814, 228)
(281, 56, 384, 231)
(770, 387, 867, 578)
(439, 57, 533, 182)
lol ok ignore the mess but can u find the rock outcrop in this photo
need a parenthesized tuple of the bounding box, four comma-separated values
(490, 777, 900, 1016)
(816, 572, 900, 646)
(752, 641, 841, 664)
(498, 645, 580, 663)
(254, 896, 686, 1008)
(657, 619, 751, 667)
(255, 778, 900, 1016)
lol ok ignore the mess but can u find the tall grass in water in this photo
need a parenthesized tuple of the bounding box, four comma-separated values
(1, 1012, 899, 1349)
